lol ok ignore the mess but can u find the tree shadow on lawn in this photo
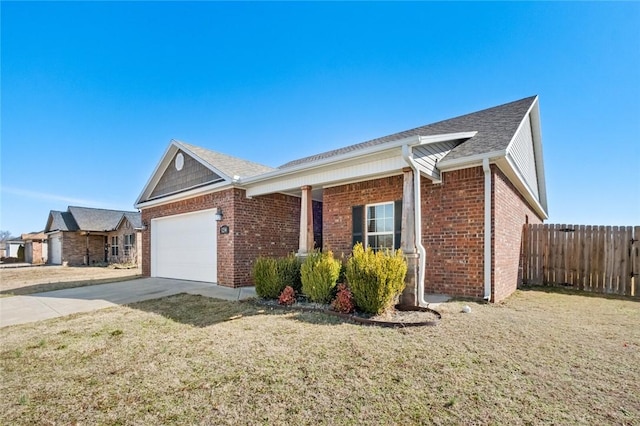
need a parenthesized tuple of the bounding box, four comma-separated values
(128, 293, 347, 328)
(0, 275, 142, 296)
(519, 284, 639, 303)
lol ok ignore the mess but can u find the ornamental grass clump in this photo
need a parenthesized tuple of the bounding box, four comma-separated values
(300, 250, 341, 304)
(346, 243, 408, 315)
(252, 257, 281, 299)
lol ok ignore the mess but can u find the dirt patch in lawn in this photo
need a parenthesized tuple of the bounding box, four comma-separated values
(1, 289, 638, 425)
(0, 265, 142, 295)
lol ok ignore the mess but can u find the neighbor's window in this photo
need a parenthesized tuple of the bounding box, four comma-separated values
(124, 234, 134, 256)
(111, 236, 119, 256)
(366, 202, 394, 251)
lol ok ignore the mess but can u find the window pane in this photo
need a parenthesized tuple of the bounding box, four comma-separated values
(384, 218, 393, 232)
(368, 206, 376, 219)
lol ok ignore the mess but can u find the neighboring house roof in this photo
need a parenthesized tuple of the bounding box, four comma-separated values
(47, 210, 80, 232)
(45, 207, 142, 233)
(279, 96, 536, 169)
(21, 232, 46, 241)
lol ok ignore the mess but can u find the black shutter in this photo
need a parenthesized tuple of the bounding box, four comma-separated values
(394, 200, 402, 250)
(352, 205, 364, 247)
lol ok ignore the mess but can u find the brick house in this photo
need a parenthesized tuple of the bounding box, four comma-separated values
(135, 96, 547, 303)
(21, 231, 48, 264)
(44, 206, 142, 266)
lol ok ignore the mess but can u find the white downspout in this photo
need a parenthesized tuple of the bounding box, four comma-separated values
(402, 145, 428, 307)
(482, 158, 492, 301)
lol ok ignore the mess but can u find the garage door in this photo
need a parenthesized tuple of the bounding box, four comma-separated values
(151, 210, 217, 283)
(49, 234, 62, 265)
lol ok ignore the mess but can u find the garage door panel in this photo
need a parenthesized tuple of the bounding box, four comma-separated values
(151, 210, 217, 283)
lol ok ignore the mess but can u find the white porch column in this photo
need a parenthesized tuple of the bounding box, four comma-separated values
(401, 168, 417, 255)
(400, 167, 419, 307)
(298, 185, 314, 255)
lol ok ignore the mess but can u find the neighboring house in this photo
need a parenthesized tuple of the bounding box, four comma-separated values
(44, 206, 143, 266)
(135, 96, 547, 303)
(4, 239, 25, 259)
(21, 232, 48, 264)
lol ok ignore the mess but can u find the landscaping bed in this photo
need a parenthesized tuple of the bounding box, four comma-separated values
(256, 298, 441, 327)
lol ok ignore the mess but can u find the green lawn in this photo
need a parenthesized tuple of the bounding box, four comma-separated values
(1, 290, 638, 425)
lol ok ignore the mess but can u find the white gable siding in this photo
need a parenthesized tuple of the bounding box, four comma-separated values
(508, 115, 539, 199)
(412, 141, 460, 181)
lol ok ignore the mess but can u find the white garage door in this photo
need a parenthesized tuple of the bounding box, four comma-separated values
(49, 234, 62, 265)
(151, 210, 217, 283)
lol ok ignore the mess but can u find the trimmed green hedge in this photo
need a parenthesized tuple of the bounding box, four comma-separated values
(300, 250, 341, 304)
(346, 243, 407, 315)
(253, 254, 301, 299)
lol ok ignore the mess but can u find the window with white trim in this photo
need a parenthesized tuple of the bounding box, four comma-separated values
(124, 234, 134, 256)
(111, 236, 119, 256)
(366, 202, 395, 251)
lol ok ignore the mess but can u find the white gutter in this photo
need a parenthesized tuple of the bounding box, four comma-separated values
(241, 131, 478, 186)
(482, 158, 492, 301)
(401, 145, 428, 307)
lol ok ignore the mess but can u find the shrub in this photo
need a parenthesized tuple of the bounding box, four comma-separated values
(346, 243, 408, 315)
(300, 250, 341, 304)
(278, 286, 296, 306)
(252, 257, 282, 299)
(278, 254, 302, 293)
(331, 283, 354, 314)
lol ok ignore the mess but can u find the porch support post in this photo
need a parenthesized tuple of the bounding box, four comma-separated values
(400, 167, 419, 307)
(298, 185, 314, 256)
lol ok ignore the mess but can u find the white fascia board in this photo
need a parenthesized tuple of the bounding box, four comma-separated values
(436, 150, 507, 171)
(240, 131, 478, 186)
(135, 180, 234, 210)
(528, 102, 548, 212)
(246, 152, 406, 197)
(134, 142, 179, 206)
(502, 95, 548, 212)
(497, 156, 549, 220)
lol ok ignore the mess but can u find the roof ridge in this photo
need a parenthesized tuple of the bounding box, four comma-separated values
(278, 95, 537, 169)
(175, 140, 275, 170)
(67, 205, 139, 213)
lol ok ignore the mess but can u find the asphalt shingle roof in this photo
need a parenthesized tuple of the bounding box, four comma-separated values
(278, 96, 537, 169)
(178, 141, 275, 179)
(46, 207, 141, 232)
(48, 211, 79, 232)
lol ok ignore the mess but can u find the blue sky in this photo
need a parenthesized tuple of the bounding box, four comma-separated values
(1, 1, 639, 236)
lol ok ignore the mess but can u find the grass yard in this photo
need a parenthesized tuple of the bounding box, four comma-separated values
(1, 289, 638, 425)
(0, 265, 141, 296)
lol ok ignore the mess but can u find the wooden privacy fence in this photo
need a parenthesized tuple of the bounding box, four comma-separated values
(522, 224, 640, 297)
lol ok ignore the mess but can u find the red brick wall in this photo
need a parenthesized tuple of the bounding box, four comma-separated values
(322, 175, 404, 257)
(422, 167, 485, 298)
(61, 232, 105, 265)
(231, 190, 301, 286)
(492, 165, 543, 302)
(141, 188, 300, 287)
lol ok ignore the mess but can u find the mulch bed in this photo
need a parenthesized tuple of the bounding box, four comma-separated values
(254, 299, 441, 327)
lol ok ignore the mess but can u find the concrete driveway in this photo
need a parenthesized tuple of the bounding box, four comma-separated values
(0, 278, 256, 328)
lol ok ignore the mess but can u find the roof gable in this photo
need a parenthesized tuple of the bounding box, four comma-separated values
(149, 149, 224, 200)
(136, 140, 275, 206)
(45, 210, 79, 232)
